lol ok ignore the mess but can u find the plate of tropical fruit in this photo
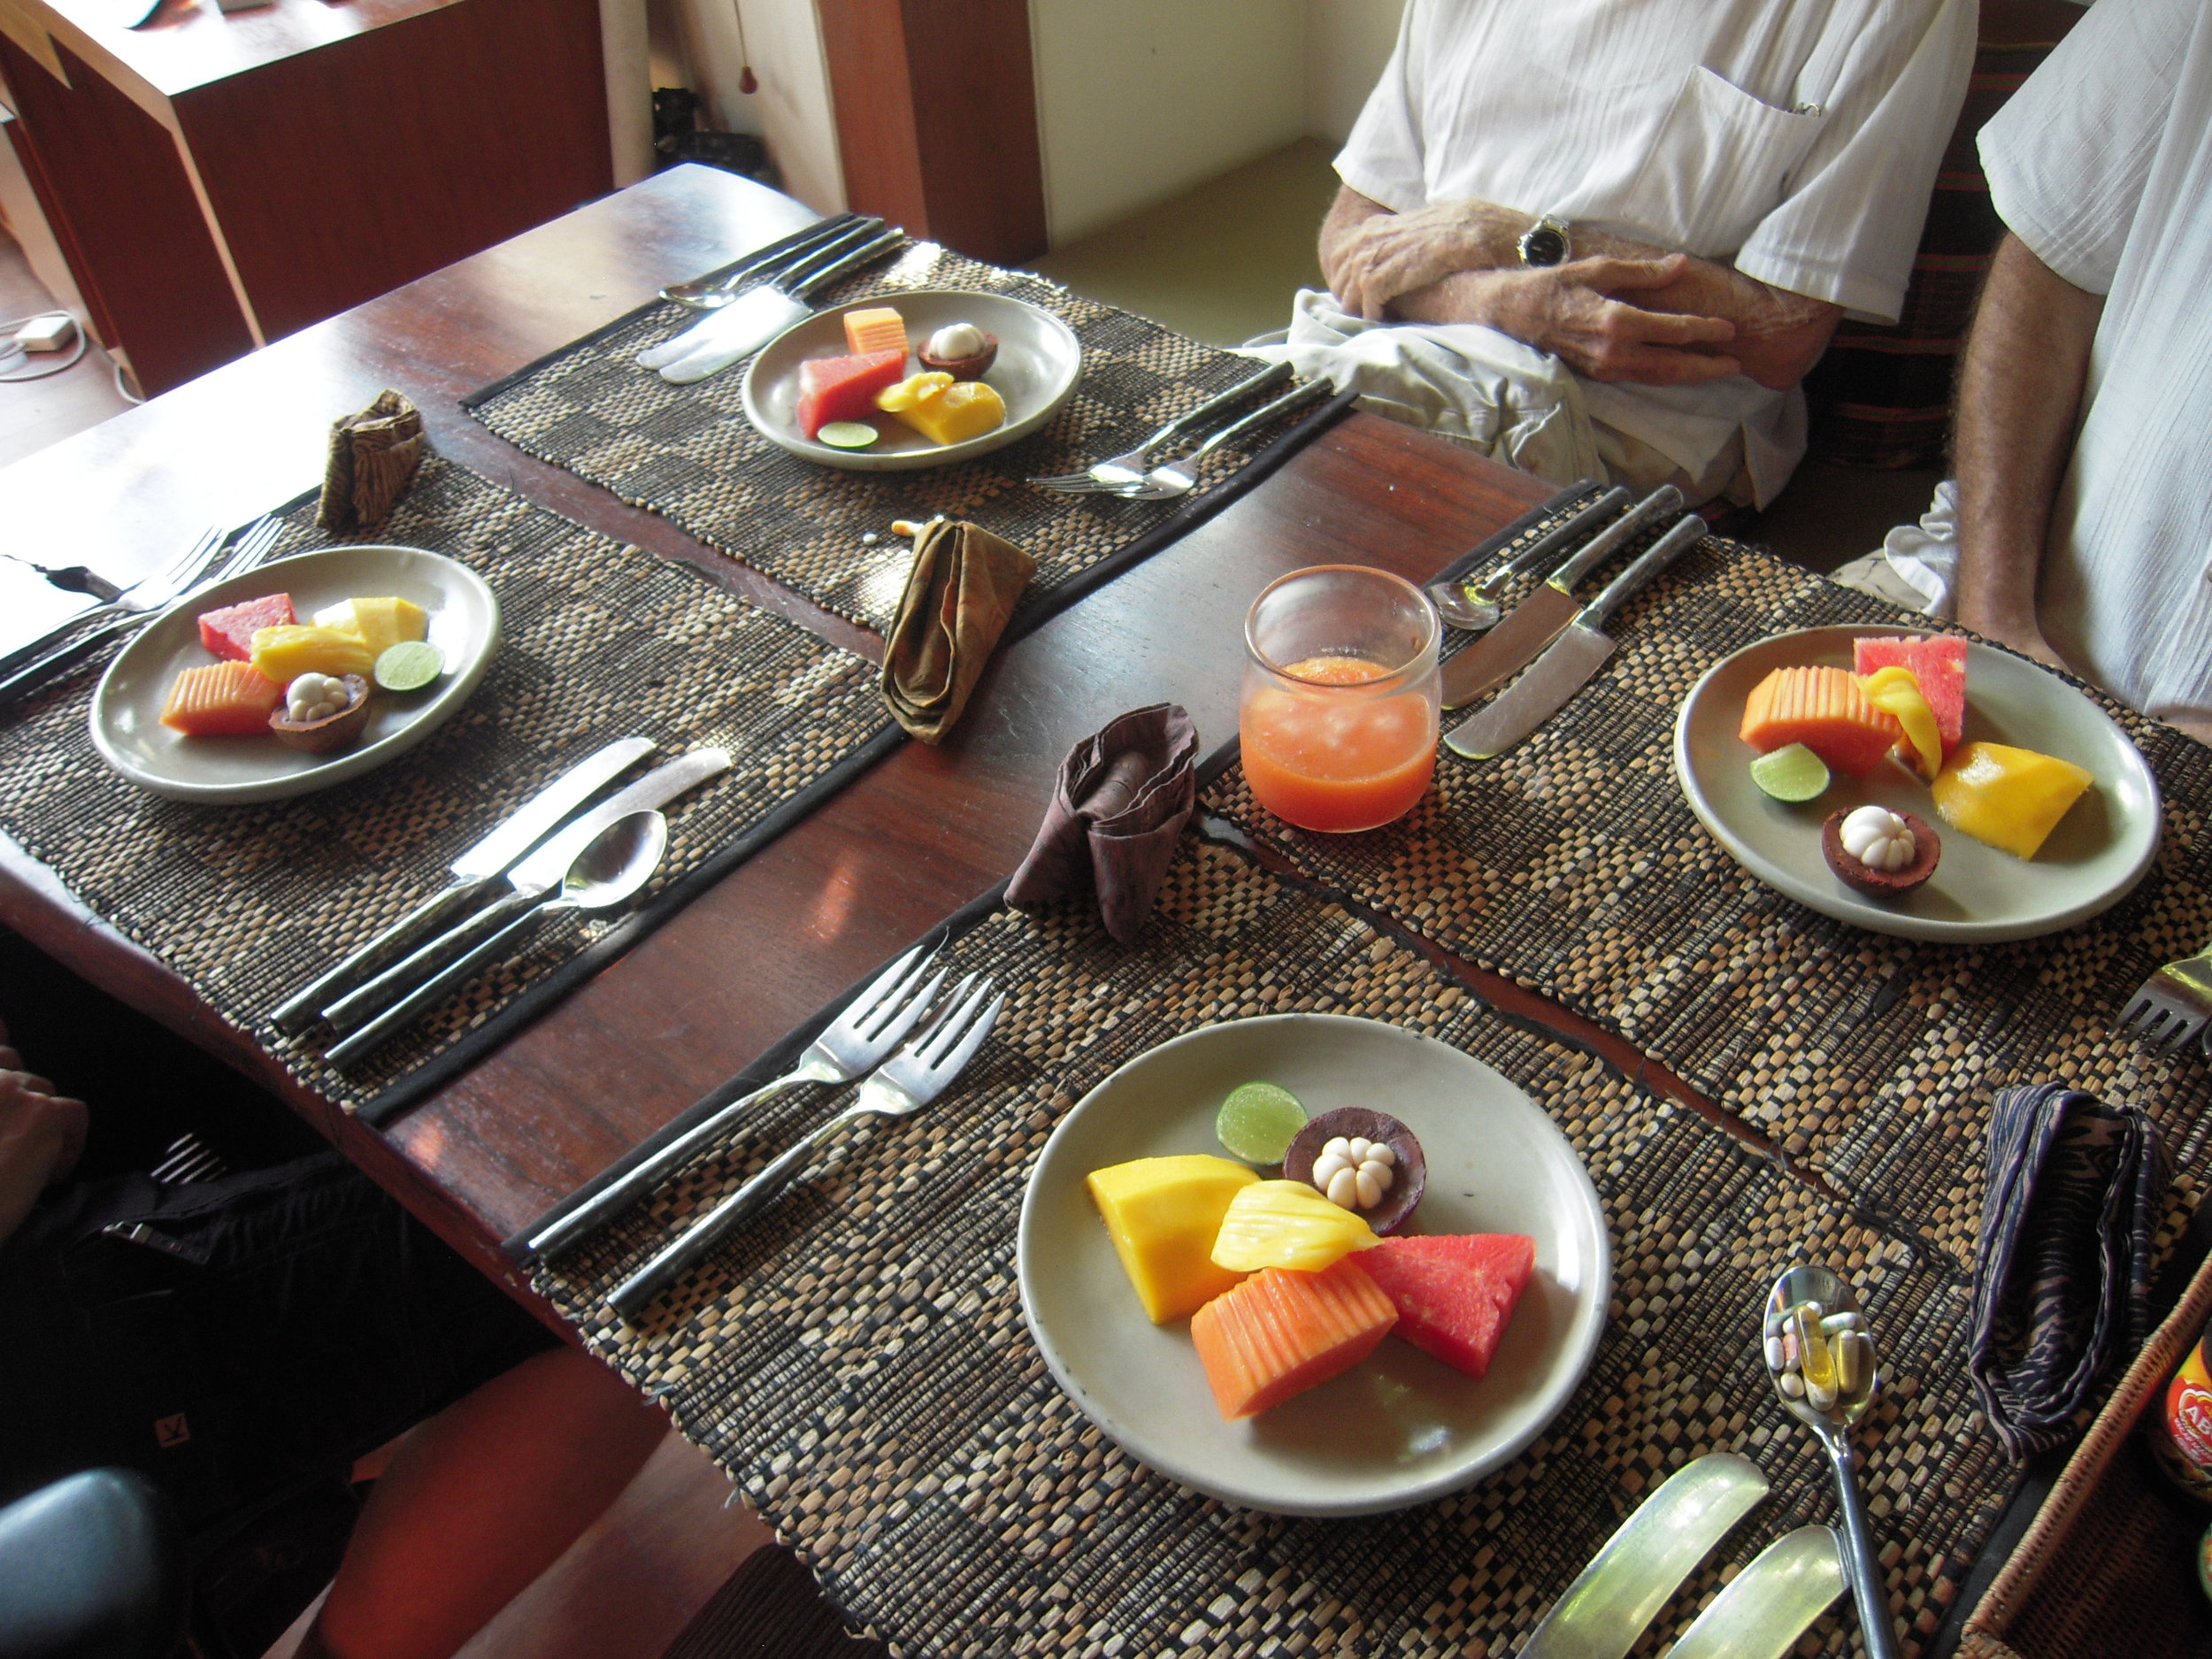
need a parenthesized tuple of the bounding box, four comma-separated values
(741, 289, 1081, 472)
(1016, 1012, 1609, 1516)
(1673, 625, 2161, 942)
(91, 544, 499, 804)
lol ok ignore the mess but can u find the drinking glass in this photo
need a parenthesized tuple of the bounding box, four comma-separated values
(1240, 565, 1441, 833)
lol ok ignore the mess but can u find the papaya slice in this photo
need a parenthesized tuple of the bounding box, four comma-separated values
(1740, 665, 1903, 779)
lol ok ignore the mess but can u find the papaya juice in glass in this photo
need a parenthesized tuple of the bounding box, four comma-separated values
(1240, 565, 1441, 833)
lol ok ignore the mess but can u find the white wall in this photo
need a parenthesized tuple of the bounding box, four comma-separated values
(1305, 0, 1402, 146)
(657, 0, 846, 214)
(1029, 0, 1308, 245)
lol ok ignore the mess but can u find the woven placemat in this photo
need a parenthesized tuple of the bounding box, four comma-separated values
(0, 454, 895, 1119)
(534, 836, 2014, 1659)
(1206, 522, 2212, 1278)
(464, 243, 1341, 633)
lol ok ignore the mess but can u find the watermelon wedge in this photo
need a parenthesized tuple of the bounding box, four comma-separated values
(1189, 1258, 1396, 1420)
(1356, 1233, 1535, 1380)
(1854, 634, 1967, 760)
(795, 348, 906, 440)
(196, 593, 296, 662)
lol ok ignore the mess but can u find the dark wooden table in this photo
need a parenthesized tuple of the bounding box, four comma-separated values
(0, 163, 1616, 1310)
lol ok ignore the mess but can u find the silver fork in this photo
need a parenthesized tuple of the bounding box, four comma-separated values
(606, 974, 1004, 1320)
(523, 944, 946, 1260)
(0, 516, 284, 709)
(1103, 378, 1337, 501)
(1027, 359, 1293, 491)
(0, 524, 223, 674)
(2117, 949, 2212, 1053)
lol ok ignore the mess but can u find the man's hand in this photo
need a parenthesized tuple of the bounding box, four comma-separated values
(1953, 235, 2104, 664)
(1325, 197, 1522, 321)
(1466, 256, 1742, 386)
(0, 1018, 88, 1247)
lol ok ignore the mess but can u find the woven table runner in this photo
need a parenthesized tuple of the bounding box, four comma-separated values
(1202, 515, 2212, 1279)
(463, 243, 1340, 633)
(534, 835, 2013, 1659)
(0, 454, 895, 1119)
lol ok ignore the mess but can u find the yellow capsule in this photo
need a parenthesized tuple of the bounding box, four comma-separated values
(1793, 1305, 1837, 1393)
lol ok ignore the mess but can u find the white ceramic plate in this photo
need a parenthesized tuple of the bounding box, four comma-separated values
(90, 544, 500, 804)
(1672, 625, 2161, 941)
(1017, 1013, 1611, 1517)
(740, 289, 1081, 472)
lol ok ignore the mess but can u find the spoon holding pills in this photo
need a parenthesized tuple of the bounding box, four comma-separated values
(1764, 1264, 1898, 1659)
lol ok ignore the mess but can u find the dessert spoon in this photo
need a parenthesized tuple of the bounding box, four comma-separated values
(1764, 1264, 1898, 1659)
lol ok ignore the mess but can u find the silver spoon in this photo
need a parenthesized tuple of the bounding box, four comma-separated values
(327, 810, 669, 1069)
(1424, 485, 1633, 632)
(1764, 1264, 1898, 1659)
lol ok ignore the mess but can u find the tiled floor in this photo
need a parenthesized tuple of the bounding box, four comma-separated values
(0, 230, 133, 471)
(1028, 140, 1944, 575)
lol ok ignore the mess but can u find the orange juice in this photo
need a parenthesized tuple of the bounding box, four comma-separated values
(1240, 654, 1439, 832)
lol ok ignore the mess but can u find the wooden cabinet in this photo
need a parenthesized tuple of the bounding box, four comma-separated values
(0, 0, 611, 397)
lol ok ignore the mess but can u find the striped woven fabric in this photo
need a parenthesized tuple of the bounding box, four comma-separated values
(1804, 36, 2073, 470)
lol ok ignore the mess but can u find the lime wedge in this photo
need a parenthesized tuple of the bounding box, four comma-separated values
(1217, 1082, 1307, 1165)
(818, 421, 879, 449)
(373, 640, 444, 693)
(1749, 742, 1831, 803)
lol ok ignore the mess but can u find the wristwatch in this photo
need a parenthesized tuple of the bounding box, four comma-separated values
(1517, 215, 1572, 268)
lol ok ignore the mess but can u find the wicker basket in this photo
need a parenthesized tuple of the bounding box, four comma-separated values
(1962, 1250, 2212, 1658)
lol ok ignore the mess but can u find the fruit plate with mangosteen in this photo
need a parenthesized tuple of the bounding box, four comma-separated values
(1015, 1012, 1610, 1517)
(740, 289, 1081, 472)
(1673, 625, 2160, 943)
(91, 544, 499, 805)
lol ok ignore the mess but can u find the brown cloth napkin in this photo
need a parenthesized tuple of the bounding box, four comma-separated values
(1006, 703, 1198, 942)
(317, 389, 425, 533)
(879, 519, 1035, 743)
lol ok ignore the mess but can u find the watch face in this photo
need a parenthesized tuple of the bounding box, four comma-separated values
(1519, 224, 1569, 268)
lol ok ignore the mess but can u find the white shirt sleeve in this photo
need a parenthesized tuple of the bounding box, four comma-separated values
(1732, 0, 1976, 324)
(1333, 0, 1430, 212)
(1979, 0, 2190, 296)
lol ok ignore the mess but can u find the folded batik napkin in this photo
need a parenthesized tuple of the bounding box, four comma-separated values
(1006, 703, 1198, 942)
(880, 519, 1035, 743)
(1969, 1082, 2165, 1463)
(317, 388, 425, 533)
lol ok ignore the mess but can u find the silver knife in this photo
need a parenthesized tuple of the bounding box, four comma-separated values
(1444, 514, 1706, 761)
(1661, 1527, 1844, 1659)
(1440, 485, 1682, 710)
(268, 736, 657, 1033)
(1519, 1451, 1769, 1659)
(318, 747, 730, 1039)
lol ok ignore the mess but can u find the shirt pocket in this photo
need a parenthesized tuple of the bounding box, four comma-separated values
(1617, 67, 1830, 257)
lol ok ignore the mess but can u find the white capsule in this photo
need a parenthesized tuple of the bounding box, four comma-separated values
(1800, 1301, 1826, 1321)
(1779, 1371, 1805, 1398)
(1782, 1332, 1800, 1368)
(1354, 1169, 1382, 1208)
(1807, 1379, 1838, 1412)
(1325, 1167, 1360, 1209)
(1821, 1311, 1862, 1335)
(1763, 1336, 1785, 1370)
(1311, 1152, 1350, 1188)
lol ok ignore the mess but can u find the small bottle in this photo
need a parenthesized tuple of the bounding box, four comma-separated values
(2152, 1328, 2212, 1500)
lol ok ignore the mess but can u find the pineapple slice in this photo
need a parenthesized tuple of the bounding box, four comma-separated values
(250, 624, 376, 684)
(311, 596, 427, 657)
(1210, 1179, 1379, 1274)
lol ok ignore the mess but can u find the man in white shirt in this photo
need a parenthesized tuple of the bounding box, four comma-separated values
(1872, 0, 2212, 738)
(1262, 0, 1975, 509)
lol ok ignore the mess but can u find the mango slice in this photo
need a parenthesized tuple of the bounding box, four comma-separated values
(1086, 1155, 1258, 1324)
(1856, 666, 1941, 781)
(312, 596, 427, 657)
(882, 378, 1007, 445)
(1210, 1179, 1379, 1275)
(250, 624, 377, 684)
(1931, 741, 2095, 860)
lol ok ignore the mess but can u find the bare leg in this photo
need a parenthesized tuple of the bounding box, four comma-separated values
(299, 1346, 665, 1659)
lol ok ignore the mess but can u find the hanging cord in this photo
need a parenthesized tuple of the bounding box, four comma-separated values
(733, 0, 757, 93)
(0, 310, 89, 383)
